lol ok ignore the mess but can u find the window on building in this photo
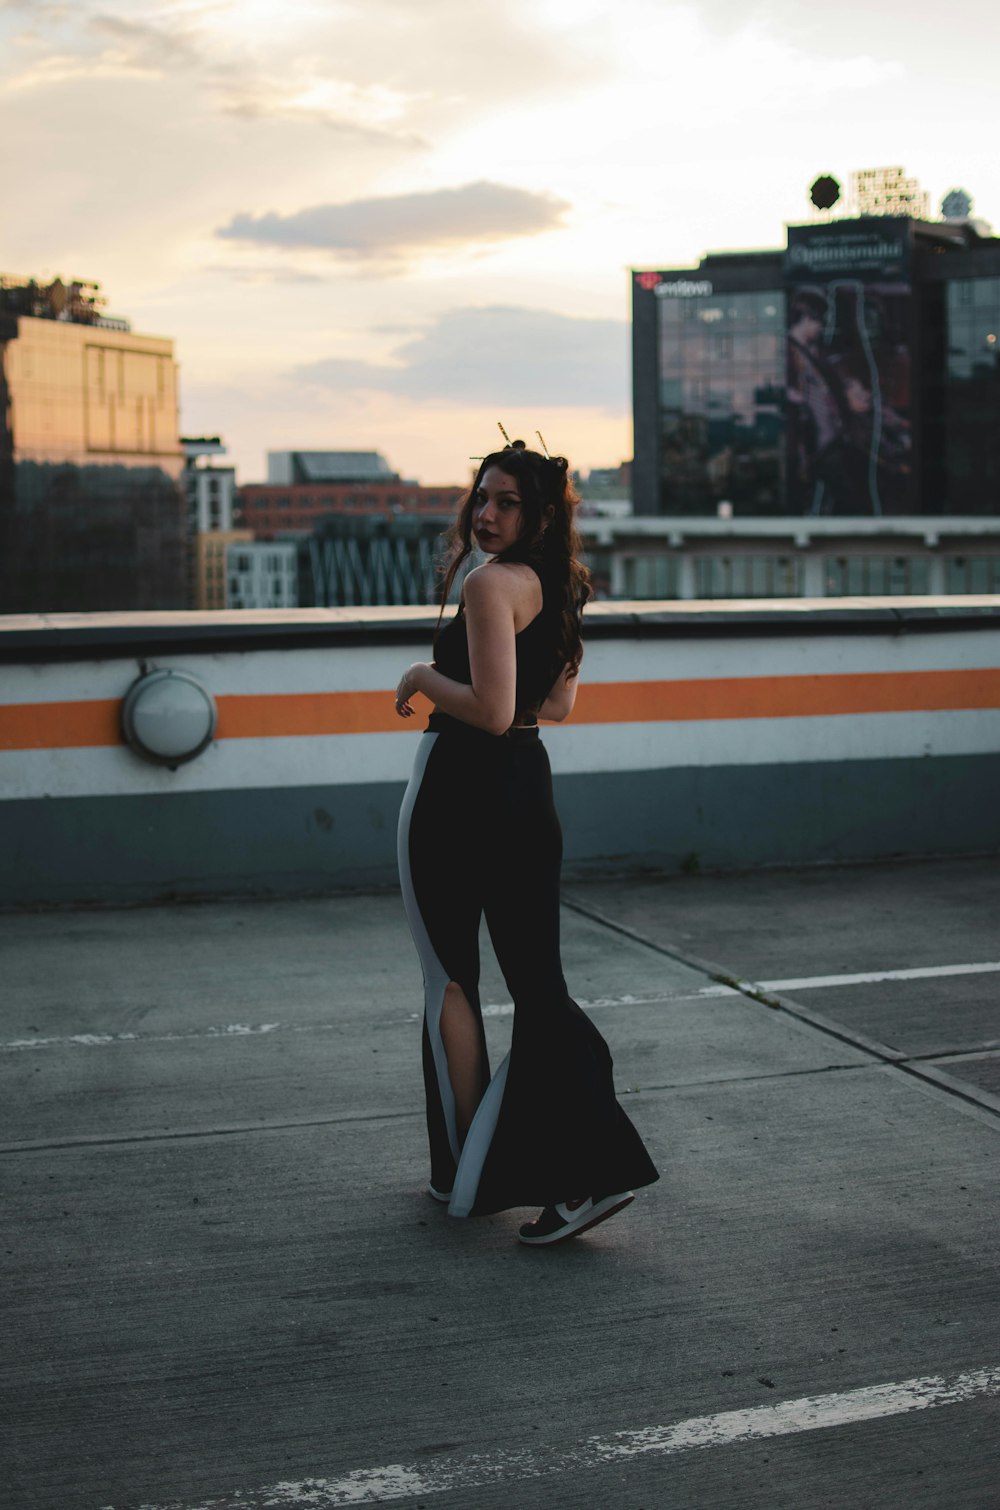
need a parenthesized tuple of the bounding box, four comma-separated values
(658, 288, 785, 516)
(943, 278, 1000, 512)
(825, 555, 931, 596)
(622, 554, 681, 599)
(694, 555, 802, 598)
(946, 555, 1000, 593)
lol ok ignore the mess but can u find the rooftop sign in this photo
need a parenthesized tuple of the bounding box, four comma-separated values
(852, 167, 929, 219)
(634, 273, 714, 297)
(656, 279, 713, 297)
(785, 220, 910, 282)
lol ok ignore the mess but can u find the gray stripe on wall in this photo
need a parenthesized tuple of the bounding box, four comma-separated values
(2, 752, 998, 906)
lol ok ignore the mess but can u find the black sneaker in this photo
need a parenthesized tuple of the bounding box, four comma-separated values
(517, 1191, 635, 1246)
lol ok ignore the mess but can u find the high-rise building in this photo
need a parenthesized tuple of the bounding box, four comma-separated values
(304, 513, 455, 607)
(183, 436, 237, 535)
(195, 530, 254, 610)
(632, 203, 1000, 518)
(0, 275, 186, 611)
(226, 541, 301, 609)
(183, 435, 245, 609)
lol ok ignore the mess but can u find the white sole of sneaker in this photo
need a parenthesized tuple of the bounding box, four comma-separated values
(518, 1191, 635, 1246)
(427, 1184, 452, 1203)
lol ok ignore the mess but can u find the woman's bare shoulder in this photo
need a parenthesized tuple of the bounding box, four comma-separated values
(490, 559, 538, 580)
(463, 561, 531, 603)
(467, 563, 542, 626)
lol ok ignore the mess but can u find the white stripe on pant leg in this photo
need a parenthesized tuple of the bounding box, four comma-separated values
(448, 1051, 510, 1218)
(396, 732, 460, 1167)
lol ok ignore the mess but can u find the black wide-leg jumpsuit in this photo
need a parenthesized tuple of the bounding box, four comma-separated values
(398, 709, 659, 1218)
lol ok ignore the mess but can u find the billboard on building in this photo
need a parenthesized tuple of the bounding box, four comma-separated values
(785, 220, 914, 515)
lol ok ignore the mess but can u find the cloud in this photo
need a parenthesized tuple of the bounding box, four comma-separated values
(293, 305, 628, 411)
(0, 6, 203, 89)
(208, 263, 329, 285)
(216, 75, 428, 146)
(0, 6, 427, 146)
(0, 51, 157, 89)
(88, 12, 200, 68)
(216, 182, 571, 261)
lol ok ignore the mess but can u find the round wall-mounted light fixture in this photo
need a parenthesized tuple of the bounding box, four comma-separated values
(121, 668, 217, 768)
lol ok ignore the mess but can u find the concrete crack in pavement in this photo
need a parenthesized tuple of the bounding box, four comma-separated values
(561, 895, 1000, 1128)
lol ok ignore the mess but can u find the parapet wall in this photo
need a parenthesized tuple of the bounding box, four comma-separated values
(2, 599, 999, 906)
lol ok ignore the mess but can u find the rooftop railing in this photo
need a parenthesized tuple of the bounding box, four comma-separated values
(2, 597, 998, 907)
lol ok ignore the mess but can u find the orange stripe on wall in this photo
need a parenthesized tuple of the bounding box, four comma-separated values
(1, 669, 999, 751)
(0, 699, 121, 751)
(216, 690, 401, 739)
(573, 668, 1000, 724)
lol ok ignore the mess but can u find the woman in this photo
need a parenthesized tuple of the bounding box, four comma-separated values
(395, 437, 658, 1245)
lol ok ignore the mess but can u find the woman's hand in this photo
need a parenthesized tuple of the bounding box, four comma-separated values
(395, 662, 428, 718)
(537, 664, 579, 723)
(394, 566, 526, 735)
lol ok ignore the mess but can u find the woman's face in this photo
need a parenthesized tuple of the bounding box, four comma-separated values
(473, 466, 524, 555)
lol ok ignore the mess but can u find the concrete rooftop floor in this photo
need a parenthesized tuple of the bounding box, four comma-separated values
(2, 856, 999, 1509)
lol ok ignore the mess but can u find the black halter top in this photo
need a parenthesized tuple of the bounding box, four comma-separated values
(433, 567, 566, 725)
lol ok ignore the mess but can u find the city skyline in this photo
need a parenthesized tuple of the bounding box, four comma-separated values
(3, 0, 998, 485)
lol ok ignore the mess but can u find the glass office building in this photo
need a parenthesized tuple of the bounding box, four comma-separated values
(0, 277, 186, 611)
(939, 276, 1000, 515)
(633, 216, 1000, 518)
(656, 282, 785, 515)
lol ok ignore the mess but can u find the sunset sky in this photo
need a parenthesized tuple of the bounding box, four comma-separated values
(3, 0, 998, 485)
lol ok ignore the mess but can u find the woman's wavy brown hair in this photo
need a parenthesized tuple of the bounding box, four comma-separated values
(436, 442, 591, 677)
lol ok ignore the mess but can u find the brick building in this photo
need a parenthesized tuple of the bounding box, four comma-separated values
(239, 450, 464, 537)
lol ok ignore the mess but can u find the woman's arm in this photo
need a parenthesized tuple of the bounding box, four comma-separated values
(395, 566, 518, 736)
(537, 665, 579, 723)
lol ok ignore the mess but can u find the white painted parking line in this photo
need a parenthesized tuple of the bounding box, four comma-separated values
(757, 961, 1000, 992)
(100, 1366, 1000, 1510)
(2, 1022, 286, 1052)
(481, 986, 736, 1018)
(2, 989, 737, 1051)
(7, 966, 992, 1054)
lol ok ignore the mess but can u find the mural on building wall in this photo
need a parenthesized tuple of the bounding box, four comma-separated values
(785, 221, 914, 516)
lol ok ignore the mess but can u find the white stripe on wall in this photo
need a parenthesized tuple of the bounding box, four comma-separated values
(4, 628, 998, 705)
(5, 707, 997, 801)
(544, 709, 1000, 779)
(576, 629, 1000, 685)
